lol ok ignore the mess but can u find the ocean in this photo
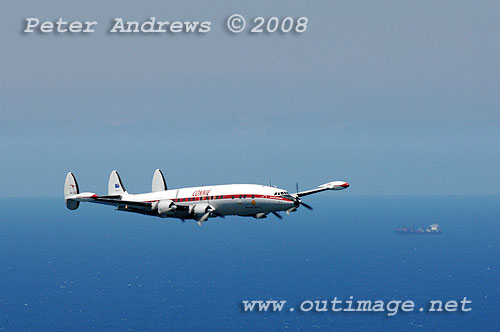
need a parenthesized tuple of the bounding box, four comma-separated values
(0, 195, 499, 331)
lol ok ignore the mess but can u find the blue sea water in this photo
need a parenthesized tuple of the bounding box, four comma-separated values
(0, 195, 499, 331)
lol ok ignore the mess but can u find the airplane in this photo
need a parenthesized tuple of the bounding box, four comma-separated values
(64, 170, 349, 225)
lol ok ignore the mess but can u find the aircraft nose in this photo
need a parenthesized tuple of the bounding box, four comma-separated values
(341, 182, 349, 188)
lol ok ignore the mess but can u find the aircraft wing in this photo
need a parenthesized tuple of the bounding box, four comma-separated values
(296, 181, 350, 197)
(296, 187, 330, 197)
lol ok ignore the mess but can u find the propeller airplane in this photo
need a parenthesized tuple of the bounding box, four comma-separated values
(64, 170, 349, 226)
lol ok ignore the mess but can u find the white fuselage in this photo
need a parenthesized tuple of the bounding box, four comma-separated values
(121, 183, 295, 218)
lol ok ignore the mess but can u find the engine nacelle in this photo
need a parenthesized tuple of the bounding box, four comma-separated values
(191, 203, 211, 217)
(157, 200, 175, 215)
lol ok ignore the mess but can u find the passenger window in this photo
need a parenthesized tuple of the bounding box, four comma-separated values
(252, 195, 255, 199)
(232, 196, 234, 199)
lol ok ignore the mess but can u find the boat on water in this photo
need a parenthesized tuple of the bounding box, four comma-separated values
(394, 223, 442, 235)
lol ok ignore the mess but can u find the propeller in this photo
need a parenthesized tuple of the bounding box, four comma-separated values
(271, 211, 282, 219)
(300, 201, 313, 210)
(292, 182, 313, 211)
(196, 206, 224, 226)
(269, 182, 313, 219)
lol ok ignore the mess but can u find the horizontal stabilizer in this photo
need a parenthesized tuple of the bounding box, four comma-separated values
(152, 169, 167, 192)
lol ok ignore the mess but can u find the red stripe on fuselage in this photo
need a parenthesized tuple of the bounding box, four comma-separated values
(144, 194, 293, 203)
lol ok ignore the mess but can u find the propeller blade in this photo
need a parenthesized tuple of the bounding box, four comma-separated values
(271, 211, 282, 219)
(296, 182, 299, 193)
(286, 207, 297, 215)
(301, 202, 313, 210)
(197, 212, 210, 225)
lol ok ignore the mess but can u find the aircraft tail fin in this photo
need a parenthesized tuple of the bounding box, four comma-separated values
(64, 172, 80, 210)
(152, 169, 167, 192)
(108, 170, 126, 196)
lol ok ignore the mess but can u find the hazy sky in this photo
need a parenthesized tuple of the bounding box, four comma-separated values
(1, 1, 499, 196)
